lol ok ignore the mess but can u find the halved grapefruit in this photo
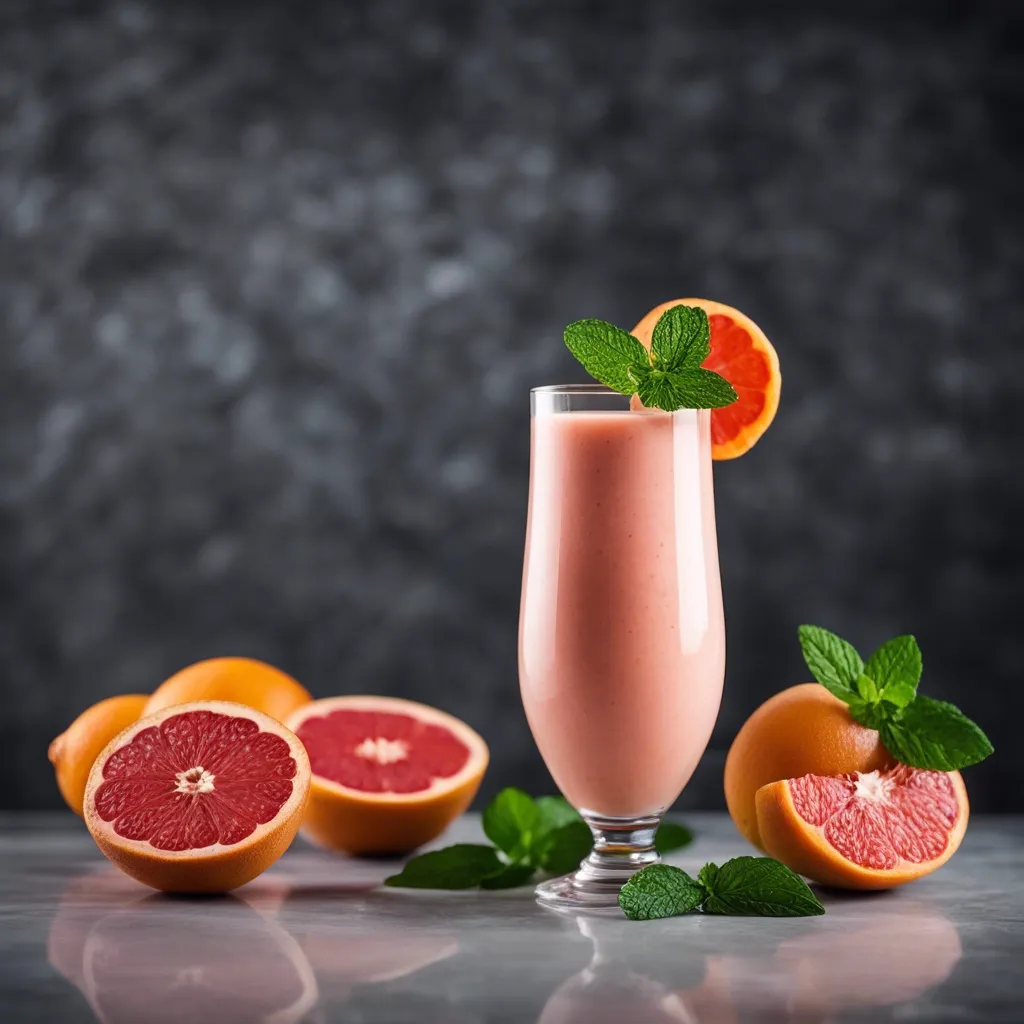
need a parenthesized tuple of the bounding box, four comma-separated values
(755, 765, 968, 889)
(286, 696, 488, 855)
(84, 701, 311, 893)
(632, 299, 780, 460)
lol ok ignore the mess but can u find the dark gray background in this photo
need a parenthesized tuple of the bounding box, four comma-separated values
(1, 0, 1021, 811)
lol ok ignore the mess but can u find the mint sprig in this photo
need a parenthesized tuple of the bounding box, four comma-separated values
(619, 856, 824, 921)
(563, 305, 737, 412)
(798, 625, 993, 771)
(384, 789, 694, 890)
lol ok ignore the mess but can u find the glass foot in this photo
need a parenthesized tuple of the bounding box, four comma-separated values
(535, 811, 662, 913)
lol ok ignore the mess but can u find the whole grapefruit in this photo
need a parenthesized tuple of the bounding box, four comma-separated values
(144, 658, 312, 724)
(724, 682, 891, 849)
(49, 695, 149, 816)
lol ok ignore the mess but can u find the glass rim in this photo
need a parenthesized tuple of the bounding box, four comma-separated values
(530, 383, 619, 395)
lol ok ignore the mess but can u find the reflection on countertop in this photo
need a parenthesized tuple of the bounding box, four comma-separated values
(6, 813, 1022, 1021)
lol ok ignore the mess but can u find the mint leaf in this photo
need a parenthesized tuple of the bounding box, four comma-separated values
(480, 862, 537, 890)
(880, 695, 993, 771)
(865, 635, 922, 709)
(619, 864, 705, 921)
(536, 820, 593, 876)
(634, 366, 737, 412)
(384, 845, 504, 890)
(855, 673, 880, 703)
(482, 787, 538, 859)
(847, 697, 887, 731)
(697, 862, 719, 893)
(651, 305, 710, 371)
(563, 320, 650, 395)
(699, 857, 824, 917)
(655, 821, 694, 854)
(534, 795, 582, 833)
(798, 625, 863, 700)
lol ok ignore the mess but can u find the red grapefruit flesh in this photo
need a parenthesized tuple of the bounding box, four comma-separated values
(756, 765, 969, 889)
(84, 701, 310, 893)
(286, 696, 488, 855)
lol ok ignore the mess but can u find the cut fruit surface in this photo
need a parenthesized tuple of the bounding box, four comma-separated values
(632, 298, 780, 459)
(287, 696, 488, 855)
(756, 765, 968, 889)
(84, 701, 310, 893)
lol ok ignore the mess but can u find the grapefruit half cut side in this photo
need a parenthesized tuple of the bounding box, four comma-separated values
(84, 701, 311, 894)
(755, 765, 968, 890)
(286, 696, 489, 855)
(631, 298, 781, 460)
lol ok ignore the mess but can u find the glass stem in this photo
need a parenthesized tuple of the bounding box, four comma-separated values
(572, 811, 662, 892)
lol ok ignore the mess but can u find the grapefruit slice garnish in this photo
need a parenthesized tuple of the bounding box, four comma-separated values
(286, 696, 489, 855)
(755, 764, 969, 890)
(84, 700, 311, 894)
(631, 298, 781, 460)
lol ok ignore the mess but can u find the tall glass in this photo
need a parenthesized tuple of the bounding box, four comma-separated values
(519, 385, 726, 910)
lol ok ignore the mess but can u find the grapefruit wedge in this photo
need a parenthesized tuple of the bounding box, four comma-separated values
(632, 299, 780, 460)
(84, 701, 311, 893)
(286, 696, 488, 855)
(756, 765, 968, 890)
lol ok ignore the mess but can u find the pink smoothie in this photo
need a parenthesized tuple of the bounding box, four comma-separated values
(519, 407, 725, 819)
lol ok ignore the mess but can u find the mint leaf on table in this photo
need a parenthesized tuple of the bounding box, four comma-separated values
(619, 864, 705, 921)
(563, 320, 650, 395)
(634, 366, 737, 412)
(798, 624, 863, 699)
(483, 787, 539, 859)
(865, 635, 922, 709)
(655, 821, 694, 854)
(384, 845, 504, 890)
(650, 304, 710, 371)
(479, 862, 538, 890)
(699, 856, 825, 918)
(535, 820, 593, 876)
(879, 695, 994, 771)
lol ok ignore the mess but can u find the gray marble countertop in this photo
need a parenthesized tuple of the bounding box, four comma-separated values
(2, 812, 1022, 1022)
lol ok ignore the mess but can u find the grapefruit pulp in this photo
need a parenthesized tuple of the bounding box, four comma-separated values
(287, 696, 488, 855)
(49, 694, 149, 817)
(631, 298, 780, 460)
(84, 701, 310, 893)
(756, 764, 968, 890)
(144, 658, 312, 723)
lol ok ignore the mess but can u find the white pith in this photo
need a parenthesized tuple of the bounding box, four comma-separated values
(853, 770, 893, 804)
(175, 766, 215, 795)
(354, 737, 409, 765)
